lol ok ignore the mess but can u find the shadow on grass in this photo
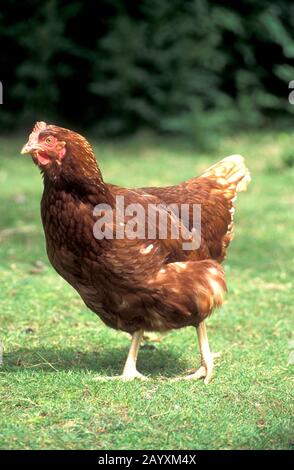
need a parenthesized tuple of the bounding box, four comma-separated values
(2, 345, 187, 378)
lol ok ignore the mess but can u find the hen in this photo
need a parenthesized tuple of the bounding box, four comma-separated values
(21, 122, 250, 383)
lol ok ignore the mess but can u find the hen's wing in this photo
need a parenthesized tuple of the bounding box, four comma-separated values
(131, 155, 251, 262)
(103, 187, 200, 267)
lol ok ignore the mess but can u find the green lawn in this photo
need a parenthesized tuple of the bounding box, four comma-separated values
(0, 130, 293, 450)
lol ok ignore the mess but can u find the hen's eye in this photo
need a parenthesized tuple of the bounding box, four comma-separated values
(45, 137, 53, 144)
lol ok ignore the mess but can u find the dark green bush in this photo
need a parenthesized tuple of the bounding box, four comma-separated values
(0, 0, 294, 138)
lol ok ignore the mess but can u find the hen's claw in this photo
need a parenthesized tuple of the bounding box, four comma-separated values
(184, 351, 221, 384)
(121, 370, 147, 381)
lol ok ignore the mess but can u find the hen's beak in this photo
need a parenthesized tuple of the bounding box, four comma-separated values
(20, 143, 40, 155)
(20, 143, 32, 155)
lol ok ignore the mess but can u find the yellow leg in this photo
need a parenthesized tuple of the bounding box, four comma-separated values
(122, 330, 146, 380)
(185, 321, 220, 384)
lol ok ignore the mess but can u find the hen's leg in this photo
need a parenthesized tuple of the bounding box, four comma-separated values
(185, 321, 220, 384)
(122, 329, 146, 380)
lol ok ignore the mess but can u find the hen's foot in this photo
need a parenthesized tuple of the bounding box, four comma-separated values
(121, 369, 147, 381)
(93, 370, 147, 381)
(184, 352, 221, 385)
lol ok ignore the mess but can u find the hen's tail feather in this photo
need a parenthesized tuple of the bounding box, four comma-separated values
(201, 154, 251, 194)
(200, 155, 250, 257)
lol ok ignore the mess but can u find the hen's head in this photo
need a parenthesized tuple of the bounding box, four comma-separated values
(21, 122, 102, 185)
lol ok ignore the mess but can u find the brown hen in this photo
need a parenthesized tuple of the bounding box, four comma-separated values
(21, 122, 250, 383)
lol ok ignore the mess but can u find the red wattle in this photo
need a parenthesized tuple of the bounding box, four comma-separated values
(37, 151, 51, 166)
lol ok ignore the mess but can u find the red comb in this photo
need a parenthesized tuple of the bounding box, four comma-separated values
(26, 121, 48, 146)
(32, 121, 47, 133)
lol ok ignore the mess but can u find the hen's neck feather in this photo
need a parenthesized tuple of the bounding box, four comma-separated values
(42, 140, 114, 205)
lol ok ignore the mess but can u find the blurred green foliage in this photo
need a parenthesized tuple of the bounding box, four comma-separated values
(1, 0, 294, 138)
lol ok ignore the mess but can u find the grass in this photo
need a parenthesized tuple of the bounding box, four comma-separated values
(0, 129, 293, 450)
